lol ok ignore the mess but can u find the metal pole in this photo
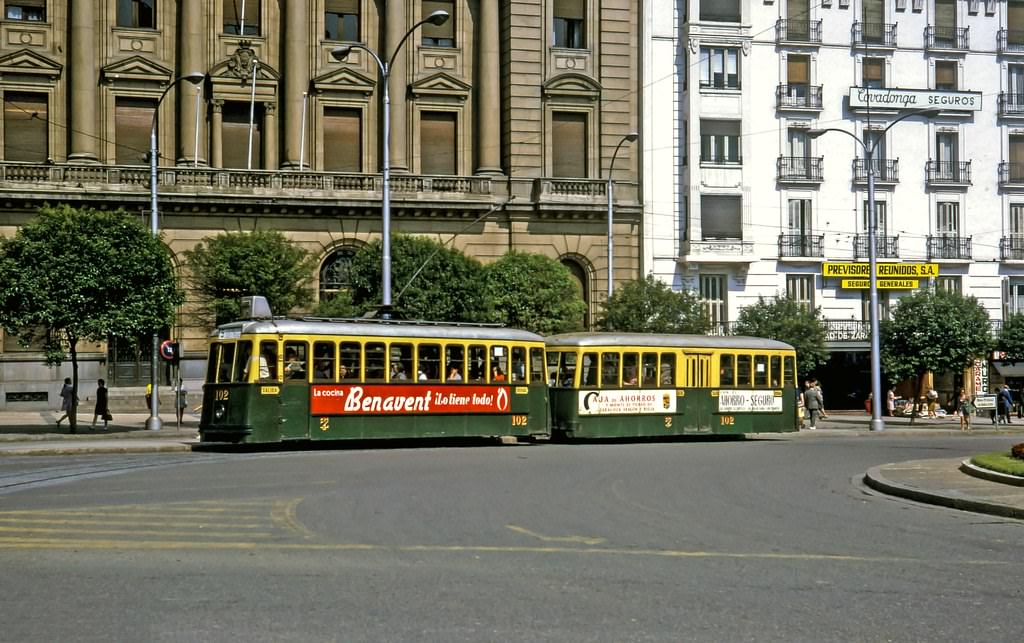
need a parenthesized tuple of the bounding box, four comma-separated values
(247, 60, 258, 170)
(607, 175, 614, 300)
(381, 63, 392, 308)
(866, 142, 884, 432)
(193, 86, 201, 168)
(299, 91, 308, 170)
(148, 108, 162, 431)
(239, 0, 246, 35)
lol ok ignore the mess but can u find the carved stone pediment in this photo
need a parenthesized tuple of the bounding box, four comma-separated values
(409, 73, 471, 100)
(311, 67, 377, 96)
(100, 55, 172, 84)
(542, 73, 602, 101)
(0, 48, 62, 80)
(209, 42, 280, 83)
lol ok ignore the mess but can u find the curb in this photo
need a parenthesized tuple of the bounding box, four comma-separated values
(959, 459, 1024, 487)
(0, 442, 196, 456)
(863, 464, 1024, 520)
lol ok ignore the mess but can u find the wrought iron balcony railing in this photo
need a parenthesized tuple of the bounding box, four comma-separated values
(776, 19, 822, 44)
(776, 84, 824, 110)
(852, 158, 899, 183)
(998, 29, 1024, 53)
(709, 320, 876, 343)
(699, 153, 742, 165)
(778, 234, 825, 258)
(1000, 235, 1024, 261)
(853, 235, 900, 260)
(926, 160, 971, 184)
(927, 235, 972, 260)
(998, 93, 1024, 116)
(999, 162, 1024, 186)
(925, 25, 969, 50)
(776, 156, 824, 182)
(853, 22, 897, 47)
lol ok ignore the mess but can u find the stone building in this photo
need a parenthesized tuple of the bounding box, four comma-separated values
(0, 0, 641, 407)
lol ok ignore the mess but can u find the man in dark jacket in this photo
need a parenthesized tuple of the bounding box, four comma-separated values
(999, 385, 1013, 424)
(803, 380, 823, 430)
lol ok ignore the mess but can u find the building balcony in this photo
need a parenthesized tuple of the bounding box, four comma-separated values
(775, 19, 822, 45)
(852, 22, 897, 48)
(1000, 235, 1024, 261)
(998, 93, 1024, 117)
(776, 84, 823, 111)
(852, 158, 899, 184)
(926, 160, 971, 186)
(999, 162, 1024, 187)
(853, 235, 900, 260)
(927, 235, 972, 261)
(925, 25, 969, 51)
(778, 234, 824, 259)
(699, 154, 742, 165)
(998, 29, 1024, 54)
(776, 156, 823, 183)
(699, 79, 740, 91)
(709, 320, 873, 342)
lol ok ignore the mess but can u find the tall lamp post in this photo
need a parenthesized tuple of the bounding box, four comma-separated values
(807, 108, 938, 432)
(331, 9, 450, 310)
(147, 71, 205, 431)
(607, 132, 639, 299)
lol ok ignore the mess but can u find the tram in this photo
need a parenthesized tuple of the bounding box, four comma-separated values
(545, 333, 799, 439)
(199, 317, 549, 443)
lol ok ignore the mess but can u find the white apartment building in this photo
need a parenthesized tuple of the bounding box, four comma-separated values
(644, 0, 1024, 402)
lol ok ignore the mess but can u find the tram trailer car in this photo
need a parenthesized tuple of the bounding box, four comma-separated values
(545, 333, 800, 439)
(200, 318, 549, 444)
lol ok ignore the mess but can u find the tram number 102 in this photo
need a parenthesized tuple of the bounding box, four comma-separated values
(720, 415, 735, 426)
(511, 415, 529, 427)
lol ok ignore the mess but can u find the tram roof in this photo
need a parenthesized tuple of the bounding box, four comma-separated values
(544, 332, 794, 351)
(210, 317, 546, 343)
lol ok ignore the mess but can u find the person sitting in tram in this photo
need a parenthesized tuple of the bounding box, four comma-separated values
(492, 366, 506, 382)
(284, 348, 305, 379)
(448, 367, 463, 382)
(391, 363, 408, 381)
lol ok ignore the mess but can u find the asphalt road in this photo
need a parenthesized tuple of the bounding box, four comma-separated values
(0, 435, 1021, 642)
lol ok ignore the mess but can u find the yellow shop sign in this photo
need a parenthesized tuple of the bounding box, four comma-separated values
(841, 279, 920, 289)
(823, 262, 939, 278)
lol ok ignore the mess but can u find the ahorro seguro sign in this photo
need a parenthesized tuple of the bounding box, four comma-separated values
(717, 390, 783, 413)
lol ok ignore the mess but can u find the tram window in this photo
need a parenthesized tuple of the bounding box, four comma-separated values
(530, 346, 545, 384)
(490, 345, 508, 382)
(259, 341, 277, 381)
(446, 345, 465, 382)
(754, 355, 768, 387)
(218, 343, 235, 383)
(560, 352, 579, 387)
(468, 345, 487, 381)
(417, 344, 441, 381)
(234, 341, 253, 383)
(312, 341, 336, 381)
(661, 353, 676, 386)
(641, 353, 658, 387)
(601, 353, 620, 387)
(720, 354, 735, 387)
(770, 356, 781, 387)
(736, 355, 752, 388)
(340, 341, 360, 379)
(548, 351, 565, 386)
(783, 356, 796, 386)
(284, 341, 308, 381)
(581, 352, 598, 387)
(207, 345, 220, 383)
(365, 342, 386, 381)
(510, 346, 527, 382)
(389, 343, 413, 381)
(623, 353, 639, 387)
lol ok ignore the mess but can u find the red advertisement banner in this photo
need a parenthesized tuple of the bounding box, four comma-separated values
(310, 384, 511, 415)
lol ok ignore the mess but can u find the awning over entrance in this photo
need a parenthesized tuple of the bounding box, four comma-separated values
(991, 362, 1024, 378)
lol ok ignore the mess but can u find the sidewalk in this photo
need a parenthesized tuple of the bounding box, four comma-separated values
(0, 410, 198, 455)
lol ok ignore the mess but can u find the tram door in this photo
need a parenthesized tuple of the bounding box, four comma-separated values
(279, 340, 311, 439)
(684, 353, 713, 431)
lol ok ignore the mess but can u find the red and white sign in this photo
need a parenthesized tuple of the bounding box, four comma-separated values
(310, 384, 510, 415)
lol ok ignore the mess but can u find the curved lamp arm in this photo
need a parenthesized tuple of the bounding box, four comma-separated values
(388, 10, 450, 69)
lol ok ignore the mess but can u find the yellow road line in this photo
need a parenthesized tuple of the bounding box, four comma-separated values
(506, 524, 606, 545)
(0, 518, 268, 528)
(0, 527, 275, 538)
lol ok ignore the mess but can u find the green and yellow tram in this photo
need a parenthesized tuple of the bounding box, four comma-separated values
(545, 333, 799, 439)
(199, 318, 549, 444)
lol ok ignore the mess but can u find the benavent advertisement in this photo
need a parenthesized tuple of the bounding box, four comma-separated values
(310, 385, 511, 415)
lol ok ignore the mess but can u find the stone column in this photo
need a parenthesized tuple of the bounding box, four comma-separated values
(476, 0, 501, 175)
(68, 0, 98, 163)
(387, 0, 409, 173)
(210, 100, 223, 168)
(282, 0, 310, 168)
(264, 102, 278, 170)
(178, 0, 206, 165)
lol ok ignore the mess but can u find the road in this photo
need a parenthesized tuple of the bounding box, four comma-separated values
(0, 435, 1021, 642)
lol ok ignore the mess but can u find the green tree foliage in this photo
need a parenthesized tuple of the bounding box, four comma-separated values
(881, 289, 992, 386)
(184, 230, 317, 325)
(997, 312, 1024, 361)
(599, 276, 710, 334)
(341, 234, 493, 321)
(733, 296, 829, 379)
(484, 252, 587, 334)
(0, 204, 182, 432)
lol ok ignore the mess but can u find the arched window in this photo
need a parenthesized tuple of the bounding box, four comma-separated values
(560, 257, 590, 329)
(320, 247, 357, 301)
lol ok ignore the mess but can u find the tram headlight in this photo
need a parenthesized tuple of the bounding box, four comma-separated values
(214, 402, 226, 421)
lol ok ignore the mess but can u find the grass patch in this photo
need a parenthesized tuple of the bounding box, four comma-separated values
(971, 452, 1024, 477)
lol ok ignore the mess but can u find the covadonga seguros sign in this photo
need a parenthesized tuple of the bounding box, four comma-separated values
(849, 87, 982, 112)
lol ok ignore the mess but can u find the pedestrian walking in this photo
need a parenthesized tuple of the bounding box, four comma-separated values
(175, 381, 188, 424)
(999, 384, 1013, 424)
(926, 387, 939, 418)
(886, 386, 896, 417)
(958, 388, 973, 432)
(803, 380, 822, 430)
(815, 380, 829, 418)
(91, 378, 112, 430)
(56, 377, 75, 431)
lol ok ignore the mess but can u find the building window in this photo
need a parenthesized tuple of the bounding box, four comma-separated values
(222, 101, 263, 169)
(700, 120, 740, 163)
(422, 0, 455, 47)
(700, 275, 728, 327)
(551, 111, 587, 177)
(935, 276, 961, 294)
(786, 275, 815, 311)
(936, 202, 960, 236)
(1006, 278, 1024, 316)
(936, 130, 959, 167)
(553, 0, 585, 48)
(863, 58, 885, 88)
(117, 0, 154, 29)
(320, 247, 357, 302)
(224, 0, 260, 36)
(862, 291, 890, 321)
(788, 199, 812, 235)
(323, 107, 361, 172)
(700, 0, 740, 22)
(325, 0, 359, 41)
(699, 47, 739, 89)
(1012, 0, 1024, 31)
(862, 199, 887, 234)
(4, 0, 45, 21)
(786, 54, 809, 88)
(3, 92, 47, 162)
(935, 61, 957, 91)
(1011, 203, 1024, 236)
(114, 98, 155, 165)
(420, 111, 456, 175)
(701, 195, 741, 240)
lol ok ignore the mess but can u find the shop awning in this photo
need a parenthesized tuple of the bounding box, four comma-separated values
(991, 362, 1024, 377)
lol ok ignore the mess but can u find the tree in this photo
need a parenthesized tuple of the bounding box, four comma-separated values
(997, 312, 1024, 360)
(341, 234, 493, 322)
(484, 252, 587, 334)
(184, 230, 318, 325)
(0, 204, 182, 433)
(599, 276, 710, 334)
(881, 289, 992, 418)
(733, 296, 829, 379)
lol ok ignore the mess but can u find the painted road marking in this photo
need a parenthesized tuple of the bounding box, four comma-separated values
(506, 524, 606, 545)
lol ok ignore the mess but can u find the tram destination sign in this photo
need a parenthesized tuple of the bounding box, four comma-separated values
(849, 87, 982, 111)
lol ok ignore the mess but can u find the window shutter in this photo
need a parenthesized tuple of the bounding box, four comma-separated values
(552, 112, 587, 177)
(863, 58, 884, 85)
(222, 102, 263, 169)
(323, 107, 361, 172)
(1011, 0, 1024, 30)
(114, 98, 155, 165)
(701, 195, 742, 240)
(554, 0, 585, 20)
(420, 111, 457, 175)
(935, 62, 956, 88)
(935, 0, 955, 28)
(3, 92, 47, 162)
(787, 56, 809, 84)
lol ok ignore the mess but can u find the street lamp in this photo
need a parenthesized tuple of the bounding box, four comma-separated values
(807, 108, 939, 432)
(331, 9, 450, 310)
(147, 71, 205, 431)
(607, 132, 639, 299)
